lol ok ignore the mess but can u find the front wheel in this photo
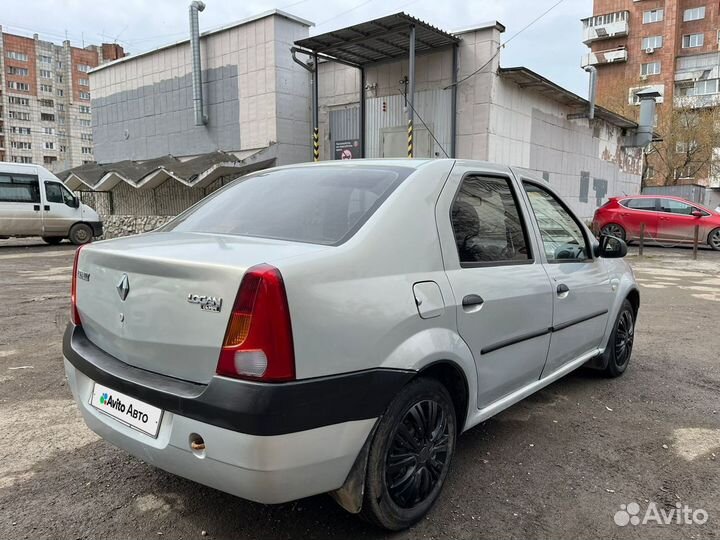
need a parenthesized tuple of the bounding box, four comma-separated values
(603, 299, 636, 378)
(708, 228, 720, 251)
(601, 223, 626, 240)
(69, 223, 93, 245)
(360, 378, 456, 530)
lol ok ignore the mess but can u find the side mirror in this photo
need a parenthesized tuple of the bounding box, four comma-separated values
(598, 234, 627, 258)
(71, 197, 80, 209)
(691, 210, 703, 218)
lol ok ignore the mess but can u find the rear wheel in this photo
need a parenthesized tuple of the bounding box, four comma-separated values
(604, 299, 635, 378)
(69, 223, 93, 245)
(41, 236, 63, 245)
(601, 223, 625, 240)
(360, 378, 456, 530)
(708, 228, 720, 251)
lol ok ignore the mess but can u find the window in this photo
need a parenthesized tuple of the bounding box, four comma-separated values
(44, 127, 55, 135)
(79, 91, 90, 100)
(39, 99, 54, 107)
(0, 173, 40, 202)
(164, 165, 413, 245)
(41, 113, 55, 122)
(79, 78, 89, 86)
(56, 74, 63, 83)
(81, 132, 93, 141)
(449, 175, 531, 265)
(79, 105, 91, 114)
(79, 119, 91, 127)
(44, 142, 55, 150)
(683, 33, 704, 48)
(524, 183, 588, 262)
(660, 199, 695, 215)
(11, 141, 32, 150)
(43, 156, 57, 165)
(8, 96, 29, 106)
(56, 61, 63, 69)
(8, 110, 31, 121)
(642, 36, 663, 50)
(59, 145, 67, 153)
(642, 9, 664, 23)
(57, 104, 65, 112)
(39, 69, 52, 79)
(6, 51, 28, 61)
(9, 127, 31, 135)
(40, 84, 53, 93)
(622, 198, 658, 211)
(56, 89, 64, 97)
(641, 62, 661, 76)
(676, 140, 698, 153)
(11, 156, 33, 164)
(39, 54, 52, 64)
(7, 81, 30, 92)
(81, 147, 93, 154)
(77, 64, 92, 73)
(683, 6, 706, 21)
(44, 182, 75, 206)
(7, 66, 29, 76)
(689, 79, 718, 96)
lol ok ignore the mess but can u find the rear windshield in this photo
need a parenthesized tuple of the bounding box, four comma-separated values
(162, 165, 413, 245)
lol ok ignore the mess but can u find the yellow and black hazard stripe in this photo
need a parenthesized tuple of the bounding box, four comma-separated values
(407, 119, 413, 158)
(313, 127, 319, 162)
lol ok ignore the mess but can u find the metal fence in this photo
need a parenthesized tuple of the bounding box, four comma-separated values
(76, 191, 113, 215)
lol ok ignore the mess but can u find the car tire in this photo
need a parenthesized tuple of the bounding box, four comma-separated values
(68, 223, 93, 245)
(41, 236, 63, 245)
(603, 299, 635, 378)
(708, 228, 720, 251)
(601, 223, 625, 240)
(359, 377, 456, 531)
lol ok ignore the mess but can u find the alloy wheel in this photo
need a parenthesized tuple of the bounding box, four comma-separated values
(385, 399, 451, 509)
(602, 224, 625, 240)
(710, 230, 720, 250)
(614, 309, 635, 368)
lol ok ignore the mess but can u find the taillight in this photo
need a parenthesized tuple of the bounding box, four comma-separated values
(70, 245, 86, 326)
(216, 264, 295, 382)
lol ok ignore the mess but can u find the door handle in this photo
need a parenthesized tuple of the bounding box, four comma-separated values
(33, 204, 40, 211)
(462, 294, 484, 308)
(557, 284, 570, 295)
(44, 205, 50, 211)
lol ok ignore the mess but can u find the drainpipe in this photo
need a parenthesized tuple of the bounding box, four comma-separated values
(584, 65, 597, 120)
(189, 1, 207, 126)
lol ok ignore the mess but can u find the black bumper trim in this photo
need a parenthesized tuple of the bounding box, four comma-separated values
(88, 221, 103, 237)
(63, 324, 414, 437)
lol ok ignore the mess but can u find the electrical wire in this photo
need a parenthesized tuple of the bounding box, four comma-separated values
(444, 0, 568, 90)
(314, 0, 379, 28)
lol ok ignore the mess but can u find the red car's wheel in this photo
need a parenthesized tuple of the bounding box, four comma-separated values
(601, 223, 625, 240)
(709, 228, 720, 251)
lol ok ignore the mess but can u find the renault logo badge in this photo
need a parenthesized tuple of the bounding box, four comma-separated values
(117, 274, 130, 301)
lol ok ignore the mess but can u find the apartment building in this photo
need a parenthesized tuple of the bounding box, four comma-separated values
(0, 28, 124, 171)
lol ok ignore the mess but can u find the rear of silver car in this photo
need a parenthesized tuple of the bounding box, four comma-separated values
(63, 164, 418, 503)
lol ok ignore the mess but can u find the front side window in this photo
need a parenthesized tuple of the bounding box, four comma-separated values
(623, 198, 658, 211)
(164, 166, 413, 245)
(659, 199, 694, 215)
(45, 182, 76, 206)
(524, 183, 589, 262)
(450, 175, 531, 265)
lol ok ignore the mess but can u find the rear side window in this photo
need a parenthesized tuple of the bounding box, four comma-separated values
(0, 173, 40, 203)
(164, 166, 413, 245)
(623, 198, 658, 211)
(450, 175, 531, 266)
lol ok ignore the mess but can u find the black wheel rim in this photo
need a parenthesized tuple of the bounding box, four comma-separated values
(385, 399, 450, 509)
(603, 224, 623, 239)
(614, 309, 634, 368)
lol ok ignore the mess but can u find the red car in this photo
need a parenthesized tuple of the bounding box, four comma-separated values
(593, 195, 720, 251)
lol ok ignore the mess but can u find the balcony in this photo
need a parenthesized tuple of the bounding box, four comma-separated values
(582, 47, 628, 67)
(582, 11, 629, 44)
(674, 94, 720, 109)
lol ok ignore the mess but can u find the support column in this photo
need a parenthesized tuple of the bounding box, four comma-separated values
(312, 52, 319, 162)
(450, 43, 458, 158)
(360, 66, 366, 158)
(407, 24, 416, 158)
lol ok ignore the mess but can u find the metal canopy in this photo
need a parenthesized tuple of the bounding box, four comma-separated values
(294, 12, 459, 66)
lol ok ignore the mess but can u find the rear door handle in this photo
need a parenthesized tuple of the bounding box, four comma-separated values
(462, 294, 484, 307)
(557, 284, 570, 295)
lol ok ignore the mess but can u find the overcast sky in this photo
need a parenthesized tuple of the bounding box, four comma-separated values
(2, 0, 592, 95)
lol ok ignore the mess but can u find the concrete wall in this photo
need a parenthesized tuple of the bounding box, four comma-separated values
(90, 12, 311, 165)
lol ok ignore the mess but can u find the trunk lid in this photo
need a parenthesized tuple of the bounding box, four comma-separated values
(75, 232, 328, 384)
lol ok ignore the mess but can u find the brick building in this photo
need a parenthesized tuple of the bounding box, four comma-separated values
(581, 1, 720, 186)
(0, 28, 124, 171)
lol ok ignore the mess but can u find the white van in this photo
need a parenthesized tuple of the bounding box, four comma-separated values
(0, 162, 102, 245)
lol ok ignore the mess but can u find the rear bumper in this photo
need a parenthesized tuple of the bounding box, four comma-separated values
(65, 358, 375, 503)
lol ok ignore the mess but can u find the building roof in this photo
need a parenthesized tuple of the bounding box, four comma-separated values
(59, 146, 277, 191)
(294, 12, 459, 67)
(499, 66, 638, 129)
(91, 9, 313, 74)
(451, 21, 506, 35)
